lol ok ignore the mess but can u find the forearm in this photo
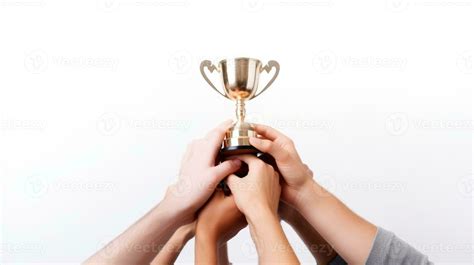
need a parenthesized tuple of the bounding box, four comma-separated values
(85, 200, 186, 265)
(293, 180, 377, 265)
(247, 208, 299, 264)
(218, 243, 230, 265)
(195, 233, 219, 265)
(150, 225, 193, 265)
(284, 211, 337, 264)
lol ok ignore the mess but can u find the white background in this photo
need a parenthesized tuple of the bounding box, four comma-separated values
(0, 0, 472, 264)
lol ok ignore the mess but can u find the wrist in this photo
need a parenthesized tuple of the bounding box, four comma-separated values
(175, 225, 195, 244)
(287, 179, 320, 211)
(195, 225, 218, 244)
(195, 231, 219, 255)
(280, 210, 298, 226)
(246, 205, 279, 226)
(158, 197, 193, 227)
(195, 231, 219, 264)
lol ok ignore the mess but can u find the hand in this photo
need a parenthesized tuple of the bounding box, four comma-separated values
(195, 191, 246, 265)
(150, 221, 196, 265)
(195, 190, 247, 245)
(226, 156, 299, 264)
(226, 155, 281, 219)
(163, 120, 242, 222)
(249, 124, 314, 207)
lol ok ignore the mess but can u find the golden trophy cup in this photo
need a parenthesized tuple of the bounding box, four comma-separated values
(200, 57, 280, 156)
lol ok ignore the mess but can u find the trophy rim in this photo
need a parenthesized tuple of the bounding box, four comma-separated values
(218, 57, 262, 66)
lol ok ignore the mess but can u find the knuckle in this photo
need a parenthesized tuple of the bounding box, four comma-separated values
(277, 139, 289, 149)
(263, 141, 273, 151)
(254, 160, 266, 170)
(265, 163, 274, 172)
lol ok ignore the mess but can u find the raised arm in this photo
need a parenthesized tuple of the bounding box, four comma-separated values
(226, 155, 299, 264)
(250, 124, 377, 265)
(279, 201, 337, 265)
(84, 121, 242, 265)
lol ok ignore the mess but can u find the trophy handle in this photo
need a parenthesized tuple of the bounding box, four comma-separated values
(200, 60, 227, 98)
(253, 60, 280, 99)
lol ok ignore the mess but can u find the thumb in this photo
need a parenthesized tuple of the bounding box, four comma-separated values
(209, 159, 241, 183)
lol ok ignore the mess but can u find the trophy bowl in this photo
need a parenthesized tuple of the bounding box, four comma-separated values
(220, 58, 262, 100)
(200, 57, 280, 156)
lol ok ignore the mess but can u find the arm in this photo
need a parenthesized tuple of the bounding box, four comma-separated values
(195, 232, 219, 265)
(83, 201, 187, 265)
(290, 180, 376, 265)
(194, 240, 230, 265)
(195, 190, 247, 265)
(218, 243, 230, 265)
(247, 207, 297, 264)
(84, 121, 242, 265)
(279, 201, 337, 265)
(250, 124, 376, 265)
(150, 222, 195, 265)
(226, 155, 299, 264)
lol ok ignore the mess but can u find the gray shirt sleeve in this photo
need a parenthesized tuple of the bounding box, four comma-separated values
(329, 227, 433, 265)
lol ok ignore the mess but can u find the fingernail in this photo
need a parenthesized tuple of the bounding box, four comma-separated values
(231, 159, 241, 167)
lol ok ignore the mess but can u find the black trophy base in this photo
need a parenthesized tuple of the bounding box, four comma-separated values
(218, 145, 281, 196)
(220, 145, 260, 157)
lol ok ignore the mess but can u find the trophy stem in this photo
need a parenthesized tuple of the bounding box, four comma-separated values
(235, 100, 246, 122)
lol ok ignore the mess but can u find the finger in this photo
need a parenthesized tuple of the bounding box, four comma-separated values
(209, 159, 242, 184)
(225, 174, 240, 192)
(249, 137, 288, 161)
(230, 154, 266, 172)
(274, 170, 279, 179)
(204, 120, 233, 147)
(252, 123, 290, 142)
